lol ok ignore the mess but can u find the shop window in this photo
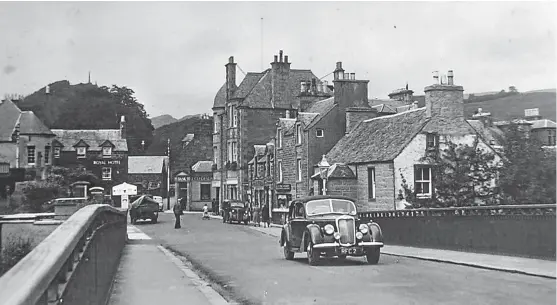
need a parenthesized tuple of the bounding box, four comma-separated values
(200, 184, 211, 200)
(27, 146, 36, 165)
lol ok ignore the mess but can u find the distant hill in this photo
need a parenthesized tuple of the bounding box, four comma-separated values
(147, 116, 213, 177)
(151, 114, 178, 129)
(464, 91, 556, 121)
(14, 80, 155, 154)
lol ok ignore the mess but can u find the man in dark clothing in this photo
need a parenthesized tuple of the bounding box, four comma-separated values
(173, 199, 183, 229)
(212, 198, 217, 215)
(262, 204, 270, 228)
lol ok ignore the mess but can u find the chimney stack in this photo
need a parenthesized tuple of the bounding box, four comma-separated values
(425, 70, 464, 119)
(447, 70, 454, 85)
(284, 55, 289, 63)
(334, 62, 344, 80)
(274, 55, 278, 63)
(226, 56, 237, 95)
(432, 71, 439, 84)
(279, 50, 283, 62)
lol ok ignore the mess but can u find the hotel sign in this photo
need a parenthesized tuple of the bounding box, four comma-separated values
(92, 160, 121, 165)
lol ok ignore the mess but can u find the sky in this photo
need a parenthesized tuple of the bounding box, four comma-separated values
(0, 1, 555, 119)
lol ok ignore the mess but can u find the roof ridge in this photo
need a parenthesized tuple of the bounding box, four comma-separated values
(306, 103, 338, 129)
(363, 106, 425, 123)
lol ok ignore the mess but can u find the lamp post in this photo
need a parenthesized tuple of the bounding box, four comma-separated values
(317, 155, 330, 195)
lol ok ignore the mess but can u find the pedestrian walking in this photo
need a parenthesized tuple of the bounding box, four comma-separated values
(173, 199, 183, 229)
(212, 198, 217, 215)
(252, 205, 261, 227)
(202, 203, 210, 220)
(262, 204, 270, 228)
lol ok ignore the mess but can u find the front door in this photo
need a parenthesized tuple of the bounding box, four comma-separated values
(289, 202, 307, 249)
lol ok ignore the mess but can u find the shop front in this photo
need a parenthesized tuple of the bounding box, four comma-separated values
(175, 172, 188, 209)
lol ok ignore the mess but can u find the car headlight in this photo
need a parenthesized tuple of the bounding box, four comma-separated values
(333, 232, 341, 240)
(356, 232, 363, 240)
(323, 224, 334, 235)
(359, 224, 369, 234)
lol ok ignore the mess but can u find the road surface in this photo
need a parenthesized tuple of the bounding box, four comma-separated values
(134, 213, 556, 305)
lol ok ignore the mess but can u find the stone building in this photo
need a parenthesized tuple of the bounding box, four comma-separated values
(127, 155, 169, 196)
(523, 108, 556, 146)
(320, 71, 502, 211)
(175, 161, 214, 211)
(211, 50, 324, 207)
(51, 116, 128, 194)
(274, 62, 378, 207)
(247, 142, 274, 209)
(0, 99, 55, 196)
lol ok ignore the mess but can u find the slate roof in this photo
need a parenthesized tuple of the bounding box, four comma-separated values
(0, 143, 17, 165)
(128, 156, 168, 174)
(0, 99, 54, 141)
(213, 67, 319, 109)
(371, 104, 397, 114)
(278, 118, 296, 135)
(181, 134, 194, 142)
(304, 97, 337, 129)
(248, 144, 267, 164)
(51, 129, 128, 152)
(326, 108, 430, 164)
(192, 160, 213, 173)
(466, 120, 505, 146)
(529, 119, 556, 130)
(298, 112, 319, 128)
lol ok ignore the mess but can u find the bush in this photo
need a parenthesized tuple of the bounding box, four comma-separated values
(0, 236, 33, 276)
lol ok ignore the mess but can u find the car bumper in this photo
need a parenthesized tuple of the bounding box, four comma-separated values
(312, 241, 384, 249)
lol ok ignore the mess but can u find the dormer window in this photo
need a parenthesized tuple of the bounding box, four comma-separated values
(103, 146, 112, 157)
(54, 147, 61, 159)
(77, 147, 87, 158)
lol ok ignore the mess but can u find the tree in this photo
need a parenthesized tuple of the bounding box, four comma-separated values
(508, 86, 518, 93)
(498, 124, 556, 204)
(400, 138, 500, 208)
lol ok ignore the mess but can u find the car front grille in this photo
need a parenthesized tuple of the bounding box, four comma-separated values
(337, 217, 355, 245)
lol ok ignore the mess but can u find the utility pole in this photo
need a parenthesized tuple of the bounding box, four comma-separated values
(166, 138, 171, 210)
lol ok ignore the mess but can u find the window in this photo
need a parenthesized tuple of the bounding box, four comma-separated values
(367, 167, 376, 200)
(228, 105, 233, 127)
(426, 133, 438, 149)
(232, 142, 237, 162)
(415, 166, 432, 198)
(316, 128, 324, 138)
(54, 147, 61, 159)
(102, 167, 112, 181)
(297, 159, 302, 181)
(44, 146, 50, 164)
(296, 124, 302, 144)
(278, 161, 283, 182)
(233, 107, 238, 127)
(27, 146, 36, 165)
(77, 147, 87, 158)
(214, 118, 219, 133)
(277, 129, 283, 148)
(548, 130, 556, 146)
(213, 146, 218, 163)
(102, 146, 112, 157)
(227, 143, 232, 162)
(200, 184, 211, 200)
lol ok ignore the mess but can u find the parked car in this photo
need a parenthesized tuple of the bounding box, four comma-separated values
(152, 195, 164, 211)
(222, 199, 250, 225)
(279, 195, 384, 266)
(129, 195, 159, 224)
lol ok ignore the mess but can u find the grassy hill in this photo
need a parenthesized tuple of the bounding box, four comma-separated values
(151, 114, 178, 129)
(464, 91, 556, 121)
(147, 116, 213, 177)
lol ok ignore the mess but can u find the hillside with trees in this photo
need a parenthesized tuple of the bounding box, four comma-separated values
(146, 115, 212, 177)
(151, 114, 178, 129)
(15, 81, 155, 155)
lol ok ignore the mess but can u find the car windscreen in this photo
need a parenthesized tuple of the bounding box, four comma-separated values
(306, 199, 357, 216)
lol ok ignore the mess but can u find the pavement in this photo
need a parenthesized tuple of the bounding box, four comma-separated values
(123, 213, 555, 305)
(107, 224, 231, 305)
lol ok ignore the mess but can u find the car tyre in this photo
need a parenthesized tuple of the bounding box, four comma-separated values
(283, 242, 295, 260)
(366, 247, 380, 265)
(151, 217, 158, 224)
(307, 241, 320, 266)
(244, 220, 248, 225)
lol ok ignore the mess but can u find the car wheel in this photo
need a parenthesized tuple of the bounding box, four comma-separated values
(151, 217, 158, 224)
(307, 241, 320, 266)
(131, 217, 136, 225)
(244, 220, 248, 225)
(366, 247, 380, 265)
(283, 242, 295, 260)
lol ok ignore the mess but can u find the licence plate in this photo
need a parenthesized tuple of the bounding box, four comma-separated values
(340, 247, 360, 255)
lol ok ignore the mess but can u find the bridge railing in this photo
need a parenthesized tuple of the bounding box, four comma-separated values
(358, 204, 556, 259)
(0, 204, 127, 305)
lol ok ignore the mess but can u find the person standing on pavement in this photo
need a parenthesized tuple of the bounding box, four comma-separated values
(253, 204, 261, 227)
(173, 199, 183, 229)
(212, 198, 217, 215)
(262, 204, 270, 228)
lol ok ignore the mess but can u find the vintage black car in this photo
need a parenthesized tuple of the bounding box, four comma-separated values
(129, 195, 159, 224)
(279, 195, 384, 265)
(222, 199, 250, 225)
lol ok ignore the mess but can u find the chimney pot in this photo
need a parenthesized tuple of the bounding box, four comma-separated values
(284, 55, 288, 63)
(279, 50, 283, 62)
(229, 56, 234, 64)
(433, 71, 439, 84)
(336, 62, 342, 69)
(274, 55, 278, 63)
(447, 70, 454, 85)
(350, 73, 355, 80)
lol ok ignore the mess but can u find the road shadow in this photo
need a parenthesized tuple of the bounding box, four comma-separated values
(287, 255, 381, 267)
